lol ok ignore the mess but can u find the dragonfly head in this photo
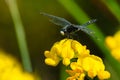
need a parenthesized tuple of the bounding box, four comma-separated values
(60, 29, 71, 39)
(60, 30, 65, 36)
(60, 28, 67, 36)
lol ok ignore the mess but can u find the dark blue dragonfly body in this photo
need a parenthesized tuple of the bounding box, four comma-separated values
(40, 12, 97, 38)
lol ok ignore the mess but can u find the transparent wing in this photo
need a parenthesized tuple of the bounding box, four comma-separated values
(40, 12, 71, 27)
(81, 19, 97, 27)
(80, 26, 95, 37)
(74, 25, 96, 38)
(74, 19, 97, 38)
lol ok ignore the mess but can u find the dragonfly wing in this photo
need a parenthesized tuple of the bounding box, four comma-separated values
(81, 19, 97, 27)
(75, 25, 95, 37)
(40, 12, 71, 27)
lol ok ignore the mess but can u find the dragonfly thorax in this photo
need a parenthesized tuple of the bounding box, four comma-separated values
(60, 25, 78, 36)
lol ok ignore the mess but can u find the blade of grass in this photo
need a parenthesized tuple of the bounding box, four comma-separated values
(58, 0, 120, 79)
(5, 0, 32, 72)
(101, 0, 120, 22)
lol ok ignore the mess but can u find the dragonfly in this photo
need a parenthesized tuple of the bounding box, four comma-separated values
(40, 12, 97, 38)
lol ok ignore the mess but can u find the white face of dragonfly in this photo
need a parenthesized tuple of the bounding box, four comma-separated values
(60, 30, 65, 36)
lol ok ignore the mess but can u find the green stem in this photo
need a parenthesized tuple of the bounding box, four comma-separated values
(58, 0, 120, 79)
(101, 0, 120, 22)
(6, 0, 32, 72)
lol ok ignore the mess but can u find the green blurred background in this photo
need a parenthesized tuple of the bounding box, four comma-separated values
(0, 0, 120, 80)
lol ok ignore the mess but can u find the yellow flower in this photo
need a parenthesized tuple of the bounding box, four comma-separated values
(105, 30, 120, 61)
(105, 36, 117, 49)
(111, 48, 120, 61)
(44, 38, 110, 80)
(44, 39, 89, 66)
(66, 69, 85, 80)
(71, 40, 90, 57)
(82, 55, 109, 79)
(66, 55, 110, 80)
(66, 61, 85, 80)
(44, 50, 60, 66)
(10, 72, 35, 80)
(97, 71, 110, 80)
(0, 50, 36, 80)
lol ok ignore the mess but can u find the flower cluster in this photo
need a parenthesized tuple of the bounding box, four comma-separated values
(105, 31, 120, 61)
(0, 50, 36, 80)
(44, 39, 110, 80)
